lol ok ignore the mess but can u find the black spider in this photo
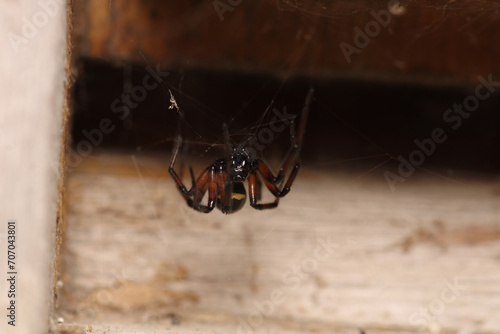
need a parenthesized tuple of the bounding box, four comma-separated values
(169, 88, 313, 214)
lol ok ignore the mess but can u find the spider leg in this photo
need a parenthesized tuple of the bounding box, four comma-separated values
(168, 104, 219, 213)
(248, 171, 279, 210)
(169, 134, 216, 213)
(256, 174, 262, 201)
(256, 159, 298, 198)
(249, 88, 313, 210)
(249, 122, 299, 188)
(273, 87, 313, 184)
(222, 123, 233, 208)
(248, 159, 298, 211)
(190, 166, 217, 213)
(169, 134, 192, 198)
(188, 166, 199, 204)
(216, 168, 232, 214)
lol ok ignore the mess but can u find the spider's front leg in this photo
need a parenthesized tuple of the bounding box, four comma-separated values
(169, 135, 193, 205)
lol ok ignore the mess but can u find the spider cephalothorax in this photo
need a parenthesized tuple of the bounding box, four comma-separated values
(229, 146, 251, 182)
(169, 88, 313, 214)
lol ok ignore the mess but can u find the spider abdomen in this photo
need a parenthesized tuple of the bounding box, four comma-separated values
(217, 182, 246, 214)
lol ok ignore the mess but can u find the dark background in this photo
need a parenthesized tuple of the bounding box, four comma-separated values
(72, 58, 500, 179)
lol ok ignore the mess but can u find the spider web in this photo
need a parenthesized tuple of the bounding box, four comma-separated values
(128, 0, 500, 190)
(62, 3, 500, 330)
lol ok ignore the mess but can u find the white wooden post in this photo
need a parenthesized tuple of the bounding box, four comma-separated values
(0, 0, 67, 333)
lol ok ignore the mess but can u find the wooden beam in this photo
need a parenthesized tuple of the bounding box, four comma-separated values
(55, 153, 500, 333)
(0, 1, 68, 333)
(72, 0, 500, 84)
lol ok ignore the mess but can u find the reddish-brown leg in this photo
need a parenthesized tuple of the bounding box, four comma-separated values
(248, 172, 279, 210)
(256, 159, 300, 198)
(169, 133, 217, 213)
(190, 166, 217, 213)
(216, 170, 232, 214)
(248, 88, 313, 209)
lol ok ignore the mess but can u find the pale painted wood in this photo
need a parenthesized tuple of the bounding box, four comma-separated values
(0, 1, 67, 333)
(55, 153, 500, 334)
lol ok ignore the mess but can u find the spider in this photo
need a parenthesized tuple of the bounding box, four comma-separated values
(169, 88, 313, 214)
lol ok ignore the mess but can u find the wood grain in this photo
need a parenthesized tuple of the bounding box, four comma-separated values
(55, 152, 500, 333)
(0, 1, 68, 334)
(71, 0, 500, 84)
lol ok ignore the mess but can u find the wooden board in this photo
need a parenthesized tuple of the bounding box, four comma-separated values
(71, 0, 500, 84)
(0, 1, 68, 334)
(54, 152, 500, 333)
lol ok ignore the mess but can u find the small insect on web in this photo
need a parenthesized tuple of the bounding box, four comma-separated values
(169, 87, 314, 214)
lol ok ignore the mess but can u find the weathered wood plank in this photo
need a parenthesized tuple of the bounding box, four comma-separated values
(72, 0, 500, 84)
(0, 1, 68, 333)
(55, 153, 500, 333)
